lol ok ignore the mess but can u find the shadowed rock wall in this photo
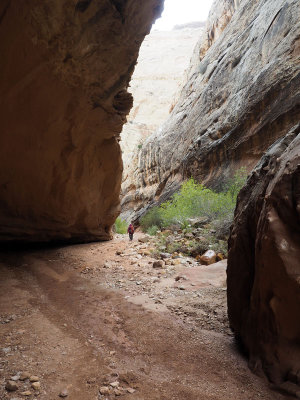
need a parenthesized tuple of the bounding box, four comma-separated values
(121, 0, 300, 223)
(0, 0, 163, 242)
(227, 124, 300, 389)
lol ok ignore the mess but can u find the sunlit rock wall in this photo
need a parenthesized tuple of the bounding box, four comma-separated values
(0, 0, 163, 242)
(122, 0, 300, 223)
(120, 27, 202, 221)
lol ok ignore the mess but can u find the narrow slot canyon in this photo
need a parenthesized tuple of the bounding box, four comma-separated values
(0, 1, 299, 399)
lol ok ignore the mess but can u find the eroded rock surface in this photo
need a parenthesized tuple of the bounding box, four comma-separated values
(121, 27, 202, 217)
(0, 0, 163, 242)
(227, 124, 300, 387)
(122, 0, 300, 222)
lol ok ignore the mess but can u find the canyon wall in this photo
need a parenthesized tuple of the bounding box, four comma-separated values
(0, 0, 163, 242)
(121, 27, 202, 216)
(121, 0, 300, 223)
(227, 124, 300, 389)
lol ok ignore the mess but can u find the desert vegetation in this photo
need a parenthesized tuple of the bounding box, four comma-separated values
(140, 168, 247, 258)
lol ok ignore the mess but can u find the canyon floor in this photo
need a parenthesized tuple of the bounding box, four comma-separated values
(0, 233, 287, 400)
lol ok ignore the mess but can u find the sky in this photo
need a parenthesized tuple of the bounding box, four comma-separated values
(152, 0, 214, 31)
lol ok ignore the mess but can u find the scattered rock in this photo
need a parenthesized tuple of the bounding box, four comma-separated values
(2, 346, 11, 354)
(5, 380, 18, 391)
(20, 391, 32, 396)
(110, 381, 119, 388)
(19, 372, 30, 381)
(160, 252, 171, 259)
(153, 260, 164, 269)
(138, 236, 149, 243)
(175, 275, 187, 281)
(31, 381, 41, 390)
(185, 233, 194, 239)
(187, 217, 210, 228)
(127, 387, 136, 394)
(200, 250, 217, 265)
(99, 386, 110, 395)
(11, 375, 20, 381)
(29, 376, 39, 382)
(59, 389, 69, 397)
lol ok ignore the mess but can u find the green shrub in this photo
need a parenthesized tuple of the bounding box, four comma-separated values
(140, 206, 163, 231)
(147, 225, 159, 236)
(114, 217, 127, 234)
(141, 168, 247, 239)
(225, 167, 248, 201)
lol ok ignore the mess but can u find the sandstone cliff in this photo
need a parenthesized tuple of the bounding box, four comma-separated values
(0, 0, 163, 242)
(227, 124, 300, 390)
(121, 27, 202, 212)
(121, 0, 300, 222)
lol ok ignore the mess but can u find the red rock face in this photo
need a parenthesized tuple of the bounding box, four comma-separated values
(227, 124, 300, 385)
(0, 0, 163, 242)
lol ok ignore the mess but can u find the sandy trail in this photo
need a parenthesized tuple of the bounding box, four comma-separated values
(0, 234, 287, 399)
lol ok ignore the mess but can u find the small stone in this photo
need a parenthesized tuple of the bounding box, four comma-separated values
(178, 285, 186, 290)
(5, 380, 18, 391)
(21, 391, 32, 396)
(127, 388, 136, 394)
(153, 260, 164, 269)
(110, 381, 119, 388)
(109, 351, 116, 356)
(59, 389, 69, 398)
(31, 382, 40, 390)
(99, 386, 110, 395)
(11, 375, 20, 381)
(19, 372, 30, 381)
(114, 389, 122, 396)
(2, 346, 11, 354)
(29, 376, 39, 382)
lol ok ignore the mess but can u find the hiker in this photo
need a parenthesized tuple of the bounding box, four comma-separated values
(128, 223, 134, 241)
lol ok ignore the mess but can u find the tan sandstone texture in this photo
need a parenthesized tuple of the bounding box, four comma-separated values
(227, 124, 300, 389)
(121, 27, 202, 214)
(121, 0, 300, 222)
(0, 0, 163, 242)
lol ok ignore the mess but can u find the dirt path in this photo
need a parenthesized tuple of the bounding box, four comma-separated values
(0, 234, 287, 400)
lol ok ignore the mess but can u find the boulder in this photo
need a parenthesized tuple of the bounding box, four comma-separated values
(199, 250, 217, 265)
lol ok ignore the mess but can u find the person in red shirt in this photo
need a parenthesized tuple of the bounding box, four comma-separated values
(127, 223, 134, 241)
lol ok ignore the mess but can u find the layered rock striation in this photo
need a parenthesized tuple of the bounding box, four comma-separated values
(122, 0, 300, 222)
(0, 0, 163, 242)
(227, 124, 300, 387)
